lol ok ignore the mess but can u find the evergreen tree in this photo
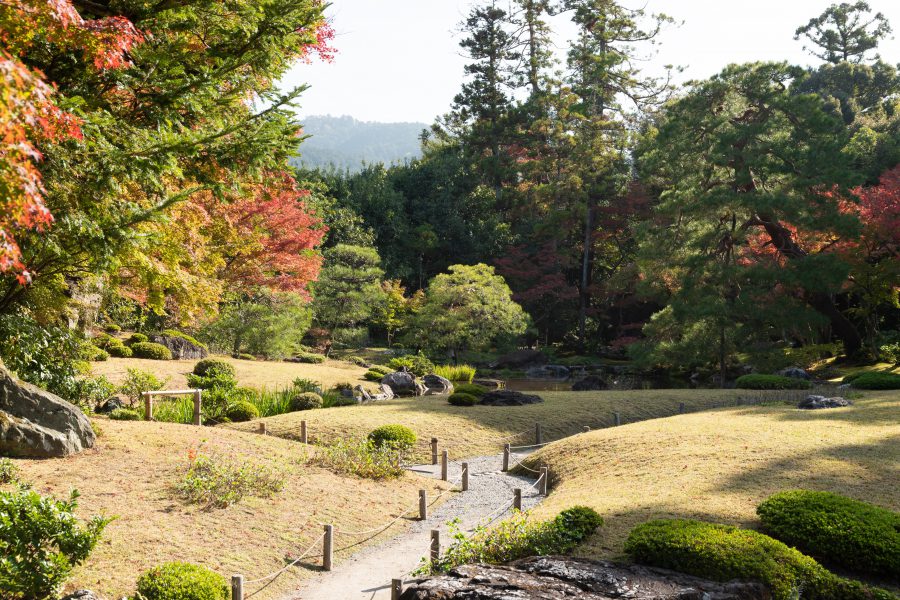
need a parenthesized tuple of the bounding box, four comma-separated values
(795, 2, 892, 64)
(312, 244, 385, 344)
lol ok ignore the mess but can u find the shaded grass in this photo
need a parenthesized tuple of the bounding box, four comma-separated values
(517, 391, 900, 567)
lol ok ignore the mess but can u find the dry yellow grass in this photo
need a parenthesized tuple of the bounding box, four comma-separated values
(519, 390, 900, 561)
(228, 389, 810, 463)
(6, 420, 449, 599)
(91, 354, 371, 390)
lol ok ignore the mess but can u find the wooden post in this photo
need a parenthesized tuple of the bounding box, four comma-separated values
(502, 443, 510, 472)
(391, 578, 404, 600)
(613, 412, 621, 426)
(430, 529, 440, 562)
(535, 422, 542, 445)
(419, 489, 427, 520)
(258, 422, 266, 435)
(300, 420, 308, 444)
(583, 425, 590, 433)
(461, 462, 469, 492)
(513, 488, 522, 511)
(323, 524, 333, 571)
(192, 389, 202, 426)
(540, 466, 549, 496)
(678, 402, 685, 414)
(144, 393, 153, 420)
(231, 575, 243, 600)
(441, 450, 448, 481)
(431, 437, 438, 465)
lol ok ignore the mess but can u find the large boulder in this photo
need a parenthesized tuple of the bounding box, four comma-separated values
(798, 395, 852, 409)
(572, 375, 607, 391)
(489, 348, 547, 369)
(423, 374, 454, 395)
(778, 366, 810, 380)
(149, 334, 208, 360)
(381, 370, 425, 397)
(479, 390, 543, 406)
(0, 363, 96, 458)
(399, 556, 769, 599)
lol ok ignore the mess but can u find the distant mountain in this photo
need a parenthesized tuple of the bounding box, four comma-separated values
(291, 115, 427, 172)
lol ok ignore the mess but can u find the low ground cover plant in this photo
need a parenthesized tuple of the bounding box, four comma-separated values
(734, 374, 811, 390)
(453, 383, 488, 396)
(421, 506, 602, 574)
(109, 408, 142, 421)
(364, 369, 385, 382)
(624, 519, 894, 600)
(175, 450, 283, 510)
(312, 438, 406, 479)
(293, 351, 326, 363)
(135, 561, 227, 600)
(434, 364, 476, 383)
(0, 458, 19, 484)
(757, 490, 899, 579)
(130, 342, 173, 360)
(0, 488, 111, 598)
(849, 372, 900, 389)
(367, 364, 393, 376)
(448, 392, 478, 406)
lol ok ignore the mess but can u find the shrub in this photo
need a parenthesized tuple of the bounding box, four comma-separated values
(734, 374, 811, 390)
(312, 439, 405, 479)
(193, 358, 236, 378)
(290, 392, 323, 411)
(135, 562, 227, 600)
(422, 506, 602, 574)
(368, 424, 417, 451)
(0, 458, 19, 484)
(367, 364, 393, 376)
(79, 343, 109, 362)
(175, 451, 283, 510)
(448, 392, 478, 406)
(126, 332, 149, 345)
(293, 351, 326, 364)
(434, 364, 476, 383)
(0, 488, 110, 598)
(107, 343, 133, 358)
(333, 381, 354, 392)
(364, 369, 385, 382)
(879, 342, 899, 364)
(624, 519, 894, 600)
(130, 342, 173, 360)
(70, 375, 116, 411)
(757, 490, 899, 579)
(347, 355, 370, 367)
(103, 323, 121, 333)
(453, 383, 488, 397)
(850, 372, 900, 390)
(292, 377, 321, 393)
(109, 408, 143, 421)
(119, 368, 169, 407)
(226, 401, 259, 422)
(323, 393, 357, 408)
(842, 372, 865, 384)
(389, 354, 435, 377)
(187, 371, 238, 392)
(233, 352, 256, 361)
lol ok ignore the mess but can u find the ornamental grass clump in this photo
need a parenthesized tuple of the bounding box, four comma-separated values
(434, 364, 477, 383)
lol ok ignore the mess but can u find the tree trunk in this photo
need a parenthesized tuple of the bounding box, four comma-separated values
(578, 201, 593, 343)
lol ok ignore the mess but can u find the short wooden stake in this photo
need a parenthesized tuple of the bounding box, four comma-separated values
(300, 420, 308, 444)
(391, 578, 404, 600)
(540, 467, 549, 496)
(258, 422, 266, 435)
(430, 529, 440, 562)
(535, 422, 542, 445)
(419, 489, 427, 520)
(502, 443, 510, 472)
(192, 390, 202, 426)
(678, 402, 685, 414)
(441, 450, 448, 481)
(461, 462, 469, 491)
(323, 524, 333, 571)
(431, 437, 438, 465)
(144, 393, 153, 420)
(231, 574, 243, 600)
(613, 412, 621, 426)
(583, 425, 590, 433)
(513, 488, 522, 511)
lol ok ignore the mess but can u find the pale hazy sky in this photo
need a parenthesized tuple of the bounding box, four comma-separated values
(279, 0, 900, 124)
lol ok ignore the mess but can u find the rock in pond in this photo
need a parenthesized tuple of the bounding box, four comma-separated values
(479, 390, 543, 406)
(423, 374, 454, 395)
(798, 395, 852, 409)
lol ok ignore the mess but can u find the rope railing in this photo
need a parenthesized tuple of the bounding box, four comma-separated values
(239, 531, 326, 598)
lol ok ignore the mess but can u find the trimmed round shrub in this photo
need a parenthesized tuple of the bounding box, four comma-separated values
(368, 424, 417, 450)
(347, 356, 370, 367)
(624, 519, 894, 600)
(294, 351, 326, 364)
(364, 369, 385, 382)
(225, 401, 259, 422)
(388, 354, 435, 377)
(757, 490, 899, 578)
(136, 561, 228, 600)
(81, 344, 109, 362)
(290, 392, 323, 411)
(130, 342, 173, 360)
(233, 353, 256, 361)
(849, 372, 900, 390)
(448, 392, 478, 406)
(734, 374, 811, 390)
(193, 358, 236, 378)
(453, 383, 488, 397)
(103, 323, 121, 333)
(126, 332, 149, 345)
(109, 408, 142, 421)
(107, 343, 133, 358)
(554, 506, 604, 548)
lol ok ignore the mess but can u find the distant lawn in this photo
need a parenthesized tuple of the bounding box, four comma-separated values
(519, 390, 900, 563)
(91, 354, 372, 391)
(227, 388, 821, 463)
(6, 420, 449, 599)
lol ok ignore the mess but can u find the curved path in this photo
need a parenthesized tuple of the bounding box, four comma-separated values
(282, 452, 544, 600)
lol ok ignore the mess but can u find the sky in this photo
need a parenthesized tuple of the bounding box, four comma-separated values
(278, 0, 900, 124)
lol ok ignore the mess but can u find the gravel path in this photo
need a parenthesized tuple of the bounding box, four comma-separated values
(282, 451, 544, 600)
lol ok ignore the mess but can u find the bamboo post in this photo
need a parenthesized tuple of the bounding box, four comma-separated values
(258, 422, 266, 435)
(419, 489, 427, 520)
(431, 437, 438, 465)
(144, 393, 153, 420)
(441, 450, 448, 481)
(540, 467, 549, 496)
(430, 529, 440, 562)
(231, 575, 243, 600)
(461, 462, 469, 491)
(678, 402, 685, 414)
(502, 443, 510, 472)
(535, 422, 542, 445)
(613, 412, 621, 426)
(513, 488, 522, 511)
(301, 420, 308, 444)
(391, 578, 404, 600)
(323, 524, 333, 571)
(192, 390, 202, 426)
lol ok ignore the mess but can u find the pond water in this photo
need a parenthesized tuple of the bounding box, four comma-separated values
(504, 379, 574, 392)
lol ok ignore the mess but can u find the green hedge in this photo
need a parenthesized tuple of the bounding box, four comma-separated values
(624, 519, 895, 600)
(850, 372, 900, 390)
(734, 374, 811, 390)
(368, 424, 416, 450)
(757, 490, 899, 579)
(136, 562, 227, 600)
(448, 392, 478, 406)
(130, 342, 173, 360)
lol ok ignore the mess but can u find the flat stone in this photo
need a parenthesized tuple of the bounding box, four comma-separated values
(798, 395, 852, 409)
(479, 390, 543, 406)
